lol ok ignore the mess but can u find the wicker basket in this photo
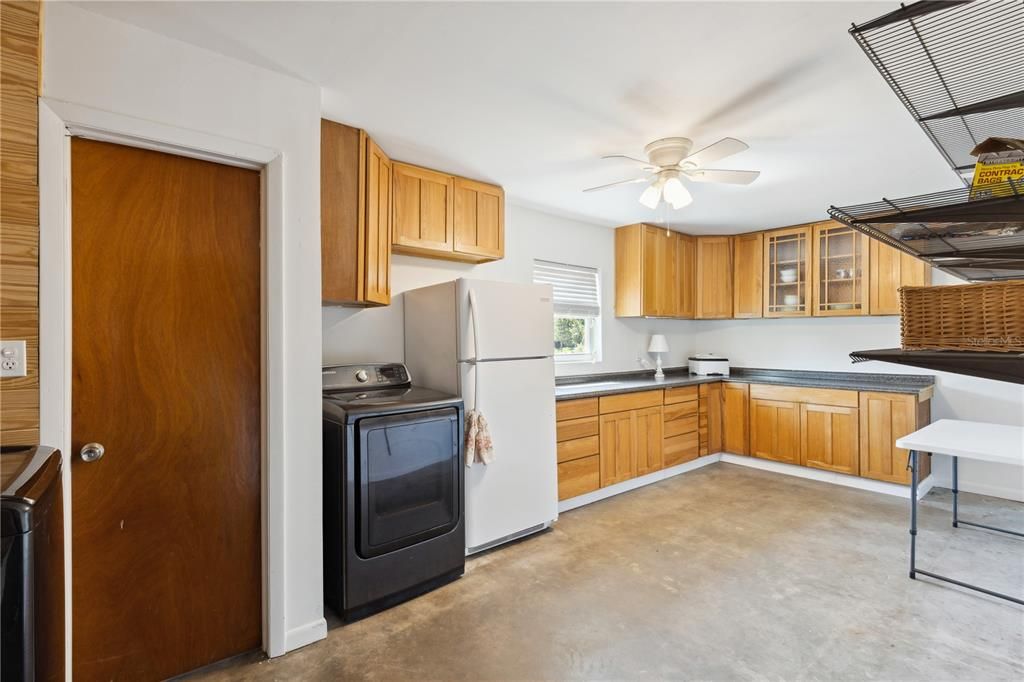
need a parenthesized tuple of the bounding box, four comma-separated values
(900, 280, 1024, 352)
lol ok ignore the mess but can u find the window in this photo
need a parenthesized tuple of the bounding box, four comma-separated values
(533, 259, 602, 363)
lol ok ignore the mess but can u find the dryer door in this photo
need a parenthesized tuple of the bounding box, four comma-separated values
(356, 407, 461, 558)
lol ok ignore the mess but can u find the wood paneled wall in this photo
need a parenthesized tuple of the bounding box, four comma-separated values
(1, 0, 41, 445)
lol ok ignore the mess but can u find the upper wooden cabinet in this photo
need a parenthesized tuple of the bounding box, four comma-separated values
(676, 234, 696, 318)
(392, 162, 455, 255)
(695, 236, 733, 319)
(764, 226, 812, 317)
(321, 119, 392, 306)
(732, 233, 763, 318)
(812, 221, 869, 317)
(453, 177, 505, 261)
(392, 162, 504, 263)
(868, 240, 931, 315)
(615, 224, 692, 318)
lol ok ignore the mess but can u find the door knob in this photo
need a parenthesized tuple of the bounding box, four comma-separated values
(80, 442, 105, 462)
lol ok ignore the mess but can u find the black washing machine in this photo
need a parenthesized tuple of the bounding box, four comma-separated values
(322, 363, 465, 622)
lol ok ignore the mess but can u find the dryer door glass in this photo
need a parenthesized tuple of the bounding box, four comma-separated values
(356, 408, 460, 558)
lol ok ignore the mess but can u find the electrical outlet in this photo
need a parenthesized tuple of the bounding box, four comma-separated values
(0, 340, 27, 378)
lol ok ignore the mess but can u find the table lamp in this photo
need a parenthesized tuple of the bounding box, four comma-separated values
(648, 334, 669, 379)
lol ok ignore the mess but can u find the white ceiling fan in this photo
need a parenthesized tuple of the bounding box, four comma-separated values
(584, 137, 760, 210)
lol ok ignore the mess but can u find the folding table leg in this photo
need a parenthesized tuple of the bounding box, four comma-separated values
(952, 455, 959, 528)
(909, 449, 918, 580)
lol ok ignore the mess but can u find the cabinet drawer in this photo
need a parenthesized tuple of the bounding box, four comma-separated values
(664, 399, 698, 421)
(599, 390, 663, 414)
(558, 455, 600, 501)
(556, 397, 599, 421)
(749, 384, 858, 408)
(664, 415, 699, 438)
(664, 432, 699, 467)
(556, 416, 599, 442)
(664, 385, 700, 404)
(557, 435, 600, 463)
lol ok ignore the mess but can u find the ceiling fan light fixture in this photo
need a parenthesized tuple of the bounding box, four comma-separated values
(662, 176, 692, 209)
(638, 179, 664, 210)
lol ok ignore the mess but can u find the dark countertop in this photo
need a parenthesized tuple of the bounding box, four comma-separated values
(555, 366, 934, 400)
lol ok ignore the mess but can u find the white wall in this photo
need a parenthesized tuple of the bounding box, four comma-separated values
(43, 3, 325, 656)
(327, 210, 1023, 502)
(323, 204, 697, 374)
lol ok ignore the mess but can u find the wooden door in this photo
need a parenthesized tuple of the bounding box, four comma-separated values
(364, 136, 392, 304)
(698, 383, 723, 455)
(859, 392, 929, 484)
(695, 236, 733, 319)
(764, 225, 812, 317)
(722, 382, 749, 455)
(599, 411, 635, 486)
(800, 403, 859, 475)
(453, 177, 504, 260)
(868, 241, 931, 315)
(392, 162, 454, 254)
(634, 406, 664, 476)
(675, 233, 696, 318)
(811, 221, 868, 316)
(641, 226, 677, 316)
(732, 233, 763, 318)
(750, 398, 801, 464)
(71, 139, 261, 679)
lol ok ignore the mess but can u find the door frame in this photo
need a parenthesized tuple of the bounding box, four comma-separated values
(38, 98, 287, 669)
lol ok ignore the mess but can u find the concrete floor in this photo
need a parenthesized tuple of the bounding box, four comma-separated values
(193, 464, 1024, 681)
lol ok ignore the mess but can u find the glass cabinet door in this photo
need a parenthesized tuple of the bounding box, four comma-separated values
(813, 222, 868, 316)
(764, 226, 811, 317)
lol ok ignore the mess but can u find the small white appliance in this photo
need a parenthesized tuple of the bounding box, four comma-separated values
(404, 278, 558, 554)
(689, 354, 730, 376)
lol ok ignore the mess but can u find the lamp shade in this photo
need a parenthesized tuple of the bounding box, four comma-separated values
(648, 334, 669, 353)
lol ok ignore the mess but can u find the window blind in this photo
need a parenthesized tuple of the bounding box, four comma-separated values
(533, 259, 601, 317)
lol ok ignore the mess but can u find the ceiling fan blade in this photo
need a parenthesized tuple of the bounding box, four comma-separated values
(683, 168, 760, 185)
(680, 137, 749, 169)
(601, 154, 657, 170)
(582, 177, 648, 193)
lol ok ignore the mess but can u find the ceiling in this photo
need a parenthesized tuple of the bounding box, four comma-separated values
(76, 1, 962, 233)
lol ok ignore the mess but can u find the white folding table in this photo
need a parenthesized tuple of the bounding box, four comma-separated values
(897, 419, 1024, 605)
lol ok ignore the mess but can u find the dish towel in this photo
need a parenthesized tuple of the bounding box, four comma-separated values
(464, 409, 494, 467)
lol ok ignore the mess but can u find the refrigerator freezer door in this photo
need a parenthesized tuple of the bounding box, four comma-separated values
(458, 279, 554, 362)
(461, 357, 558, 551)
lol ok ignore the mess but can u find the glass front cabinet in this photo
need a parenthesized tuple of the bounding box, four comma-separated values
(811, 221, 869, 316)
(763, 226, 812, 317)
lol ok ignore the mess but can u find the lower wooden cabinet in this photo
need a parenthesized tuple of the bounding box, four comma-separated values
(599, 410, 636, 486)
(556, 383, 931, 501)
(859, 391, 931, 484)
(555, 398, 602, 500)
(634, 406, 665, 476)
(800, 403, 859, 475)
(750, 398, 801, 464)
(557, 456, 600, 501)
(722, 382, 749, 455)
(699, 383, 724, 455)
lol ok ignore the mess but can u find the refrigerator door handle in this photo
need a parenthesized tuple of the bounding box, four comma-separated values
(467, 288, 481, 363)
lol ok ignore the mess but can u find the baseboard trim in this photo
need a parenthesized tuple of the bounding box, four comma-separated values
(719, 454, 933, 499)
(282, 617, 327, 655)
(558, 454, 722, 512)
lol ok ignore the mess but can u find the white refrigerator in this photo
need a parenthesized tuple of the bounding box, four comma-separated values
(404, 278, 558, 553)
